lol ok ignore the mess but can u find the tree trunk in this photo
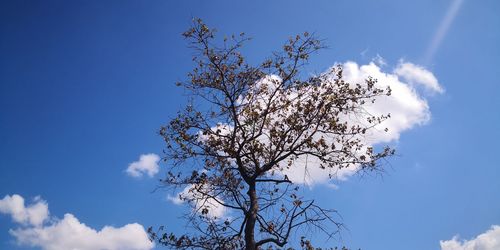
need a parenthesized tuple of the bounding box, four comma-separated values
(244, 183, 258, 250)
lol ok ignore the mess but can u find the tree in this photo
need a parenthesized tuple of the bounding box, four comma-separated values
(149, 19, 394, 250)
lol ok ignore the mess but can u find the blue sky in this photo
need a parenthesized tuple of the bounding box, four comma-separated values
(1, 0, 499, 249)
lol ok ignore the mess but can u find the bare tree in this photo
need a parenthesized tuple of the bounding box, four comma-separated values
(149, 19, 394, 250)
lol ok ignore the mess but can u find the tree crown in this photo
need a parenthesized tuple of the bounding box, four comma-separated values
(150, 18, 394, 250)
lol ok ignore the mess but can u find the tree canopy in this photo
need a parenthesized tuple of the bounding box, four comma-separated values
(149, 18, 394, 250)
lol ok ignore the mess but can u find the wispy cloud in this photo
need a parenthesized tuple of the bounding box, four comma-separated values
(424, 0, 465, 64)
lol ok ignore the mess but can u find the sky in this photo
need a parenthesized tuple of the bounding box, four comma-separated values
(1, 0, 499, 249)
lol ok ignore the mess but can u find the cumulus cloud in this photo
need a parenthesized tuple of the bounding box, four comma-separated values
(167, 184, 227, 219)
(394, 61, 444, 93)
(440, 225, 500, 250)
(126, 153, 160, 178)
(0, 194, 49, 227)
(339, 60, 438, 142)
(283, 59, 443, 185)
(10, 214, 153, 250)
(0, 194, 154, 250)
(167, 58, 443, 215)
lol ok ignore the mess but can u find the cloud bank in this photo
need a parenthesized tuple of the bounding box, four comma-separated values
(440, 225, 500, 250)
(0, 194, 154, 250)
(126, 153, 160, 178)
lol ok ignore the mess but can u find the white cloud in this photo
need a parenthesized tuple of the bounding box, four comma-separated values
(440, 225, 500, 250)
(126, 153, 160, 178)
(0, 194, 49, 227)
(190, 59, 442, 187)
(339, 60, 437, 143)
(167, 58, 443, 219)
(394, 61, 444, 93)
(0, 194, 154, 250)
(167, 184, 226, 219)
(10, 214, 153, 250)
(283, 60, 443, 185)
(169, 58, 443, 220)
